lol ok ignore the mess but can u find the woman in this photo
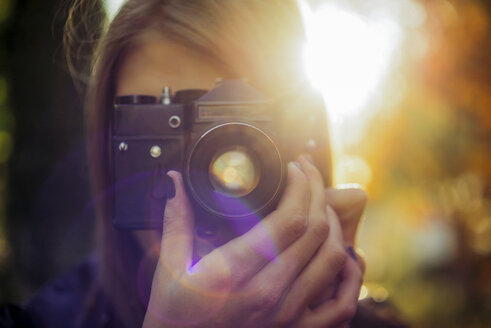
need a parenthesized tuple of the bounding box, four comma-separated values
(91, 1, 367, 327)
(5, 0, 371, 327)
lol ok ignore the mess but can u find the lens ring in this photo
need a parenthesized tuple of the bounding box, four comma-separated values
(186, 122, 284, 218)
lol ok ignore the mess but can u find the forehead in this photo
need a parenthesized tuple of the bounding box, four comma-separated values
(116, 32, 229, 97)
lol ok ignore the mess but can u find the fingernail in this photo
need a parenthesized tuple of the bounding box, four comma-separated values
(292, 161, 302, 170)
(346, 246, 357, 262)
(306, 154, 314, 165)
(167, 174, 176, 199)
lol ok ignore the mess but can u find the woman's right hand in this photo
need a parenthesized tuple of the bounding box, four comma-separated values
(143, 156, 357, 328)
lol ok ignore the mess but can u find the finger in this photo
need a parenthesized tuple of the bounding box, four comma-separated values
(298, 155, 327, 228)
(356, 248, 366, 274)
(276, 161, 311, 212)
(245, 155, 329, 321)
(249, 191, 330, 322)
(194, 162, 311, 286)
(325, 188, 368, 274)
(250, 216, 330, 328)
(347, 246, 366, 275)
(325, 188, 367, 245)
(298, 257, 363, 327)
(276, 205, 347, 320)
(159, 170, 195, 273)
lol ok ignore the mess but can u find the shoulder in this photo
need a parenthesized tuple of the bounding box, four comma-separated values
(20, 255, 114, 328)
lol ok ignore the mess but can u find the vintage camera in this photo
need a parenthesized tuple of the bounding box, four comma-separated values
(111, 80, 331, 229)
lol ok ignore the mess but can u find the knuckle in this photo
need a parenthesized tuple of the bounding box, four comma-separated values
(330, 247, 348, 272)
(354, 188, 368, 205)
(285, 209, 309, 240)
(311, 216, 330, 241)
(252, 286, 282, 313)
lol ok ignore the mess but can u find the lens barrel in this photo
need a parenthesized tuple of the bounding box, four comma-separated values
(186, 122, 283, 218)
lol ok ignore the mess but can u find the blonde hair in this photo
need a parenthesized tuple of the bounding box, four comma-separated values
(66, 1, 309, 326)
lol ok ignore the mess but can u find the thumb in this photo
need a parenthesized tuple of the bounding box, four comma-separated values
(159, 170, 195, 273)
(325, 187, 367, 245)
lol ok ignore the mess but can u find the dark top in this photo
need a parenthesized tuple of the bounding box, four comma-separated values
(1, 256, 120, 328)
(0, 257, 408, 328)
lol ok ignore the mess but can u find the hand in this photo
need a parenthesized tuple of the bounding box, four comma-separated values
(298, 178, 368, 327)
(143, 156, 351, 328)
(278, 157, 365, 327)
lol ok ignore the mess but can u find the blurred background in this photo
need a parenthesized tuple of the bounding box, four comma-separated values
(0, 0, 490, 327)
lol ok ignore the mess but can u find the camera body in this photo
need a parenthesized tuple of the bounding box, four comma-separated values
(111, 80, 330, 229)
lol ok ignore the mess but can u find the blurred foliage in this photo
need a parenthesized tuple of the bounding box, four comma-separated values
(349, 0, 491, 327)
(0, 0, 12, 24)
(0, 0, 14, 297)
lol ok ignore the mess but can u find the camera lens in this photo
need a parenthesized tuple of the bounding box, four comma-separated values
(209, 147, 260, 197)
(186, 122, 284, 219)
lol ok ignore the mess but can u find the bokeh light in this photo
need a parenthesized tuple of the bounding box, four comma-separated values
(299, 0, 428, 188)
(301, 0, 491, 327)
(300, 0, 403, 122)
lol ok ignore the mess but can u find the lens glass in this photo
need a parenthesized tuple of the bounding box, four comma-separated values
(187, 122, 283, 218)
(209, 148, 259, 197)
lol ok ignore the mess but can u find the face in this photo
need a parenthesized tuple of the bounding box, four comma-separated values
(117, 31, 231, 98)
(116, 31, 241, 260)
